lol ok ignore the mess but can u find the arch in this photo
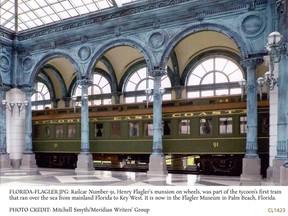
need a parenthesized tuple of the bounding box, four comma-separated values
(160, 22, 250, 68)
(37, 70, 56, 102)
(28, 50, 81, 87)
(86, 37, 155, 78)
(119, 59, 147, 92)
(180, 50, 244, 85)
(42, 64, 68, 98)
(99, 56, 118, 93)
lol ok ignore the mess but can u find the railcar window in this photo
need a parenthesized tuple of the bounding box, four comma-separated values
(200, 118, 212, 135)
(259, 115, 269, 135)
(179, 119, 190, 135)
(240, 116, 247, 134)
(111, 122, 121, 137)
(129, 122, 139, 137)
(44, 126, 51, 137)
(68, 125, 76, 138)
(144, 122, 153, 136)
(219, 117, 232, 134)
(95, 123, 104, 137)
(55, 125, 64, 138)
(162, 121, 171, 135)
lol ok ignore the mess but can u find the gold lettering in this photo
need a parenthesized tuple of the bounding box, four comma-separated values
(144, 115, 152, 119)
(212, 111, 221, 115)
(225, 110, 236, 114)
(199, 112, 207, 116)
(89, 118, 98, 122)
(135, 116, 142, 119)
(124, 116, 131, 120)
(184, 113, 194, 117)
(114, 117, 122, 120)
(172, 113, 181, 117)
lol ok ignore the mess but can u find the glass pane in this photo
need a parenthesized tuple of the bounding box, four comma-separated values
(187, 74, 201, 86)
(216, 89, 229, 96)
(200, 118, 212, 135)
(163, 121, 171, 135)
(215, 58, 228, 72)
(192, 64, 206, 78)
(219, 117, 233, 134)
(44, 126, 50, 137)
(126, 82, 136, 91)
(223, 60, 239, 75)
(201, 90, 214, 97)
(202, 73, 214, 84)
(228, 69, 243, 82)
(129, 122, 139, 137)
(187, 91, 200, 98)
(201, 59, 214, 72)
(144, 122, 153, 136)
(136, 95, 146, 103)
(179, 119, 190, 135)
(162, 93, 171, 101)
(55, 125, 64, 138)
(95, 123, 103, 137)
(103, 99, 111, 104)
(215, 72, 228, 83)
(125, 97, 135, 103)
(68, 125, 76, 138)
(231, 88, 241, 95)
(240, 116, 247, 134)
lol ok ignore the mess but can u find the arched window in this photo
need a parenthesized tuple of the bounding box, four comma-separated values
(124, 67, 171, 103)
(73, 73, 112, 106)
(186, 56, 244, 98)
(31, 81, 51, 110)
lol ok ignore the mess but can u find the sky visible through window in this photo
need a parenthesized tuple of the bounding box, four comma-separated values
(0, 0, 142, 32)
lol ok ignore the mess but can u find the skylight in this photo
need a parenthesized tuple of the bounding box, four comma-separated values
(0, 0, 141, 32)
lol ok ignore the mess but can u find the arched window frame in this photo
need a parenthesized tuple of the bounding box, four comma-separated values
(185, 54, 244, 98)
(31, 81, 52, 110)
(72, 71, 112, 106)
(123, 65, 172, 104)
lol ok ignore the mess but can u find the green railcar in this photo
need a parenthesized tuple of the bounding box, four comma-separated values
(32, 96, 269, 176)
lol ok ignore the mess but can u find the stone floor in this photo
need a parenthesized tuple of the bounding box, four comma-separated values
(0, 168, 277, 186)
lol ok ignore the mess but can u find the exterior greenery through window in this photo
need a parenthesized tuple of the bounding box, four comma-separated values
(186, 56, 243, 98)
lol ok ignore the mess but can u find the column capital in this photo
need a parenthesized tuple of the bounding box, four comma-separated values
(241, 58, 263, 68)
(77, 78, 93, 86)
(148, 67, 167, 77)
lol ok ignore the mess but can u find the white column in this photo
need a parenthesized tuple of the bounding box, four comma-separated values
(6, 88, 25, 168)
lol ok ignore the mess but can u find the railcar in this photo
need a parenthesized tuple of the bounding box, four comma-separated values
(32, 95, 269, 176)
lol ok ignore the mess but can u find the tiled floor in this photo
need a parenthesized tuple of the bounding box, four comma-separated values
(0, 168, 276, 186)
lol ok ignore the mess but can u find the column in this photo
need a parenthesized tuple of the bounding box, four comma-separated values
(147, 68, 168, 176)
(75, 79, 94, 173)
(20, 87, 37, 170)
(0, 86, 12, 169)
(240, 58, 262, 184)
(280, 53, 288, 185)
(276, 0, 288, 185)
